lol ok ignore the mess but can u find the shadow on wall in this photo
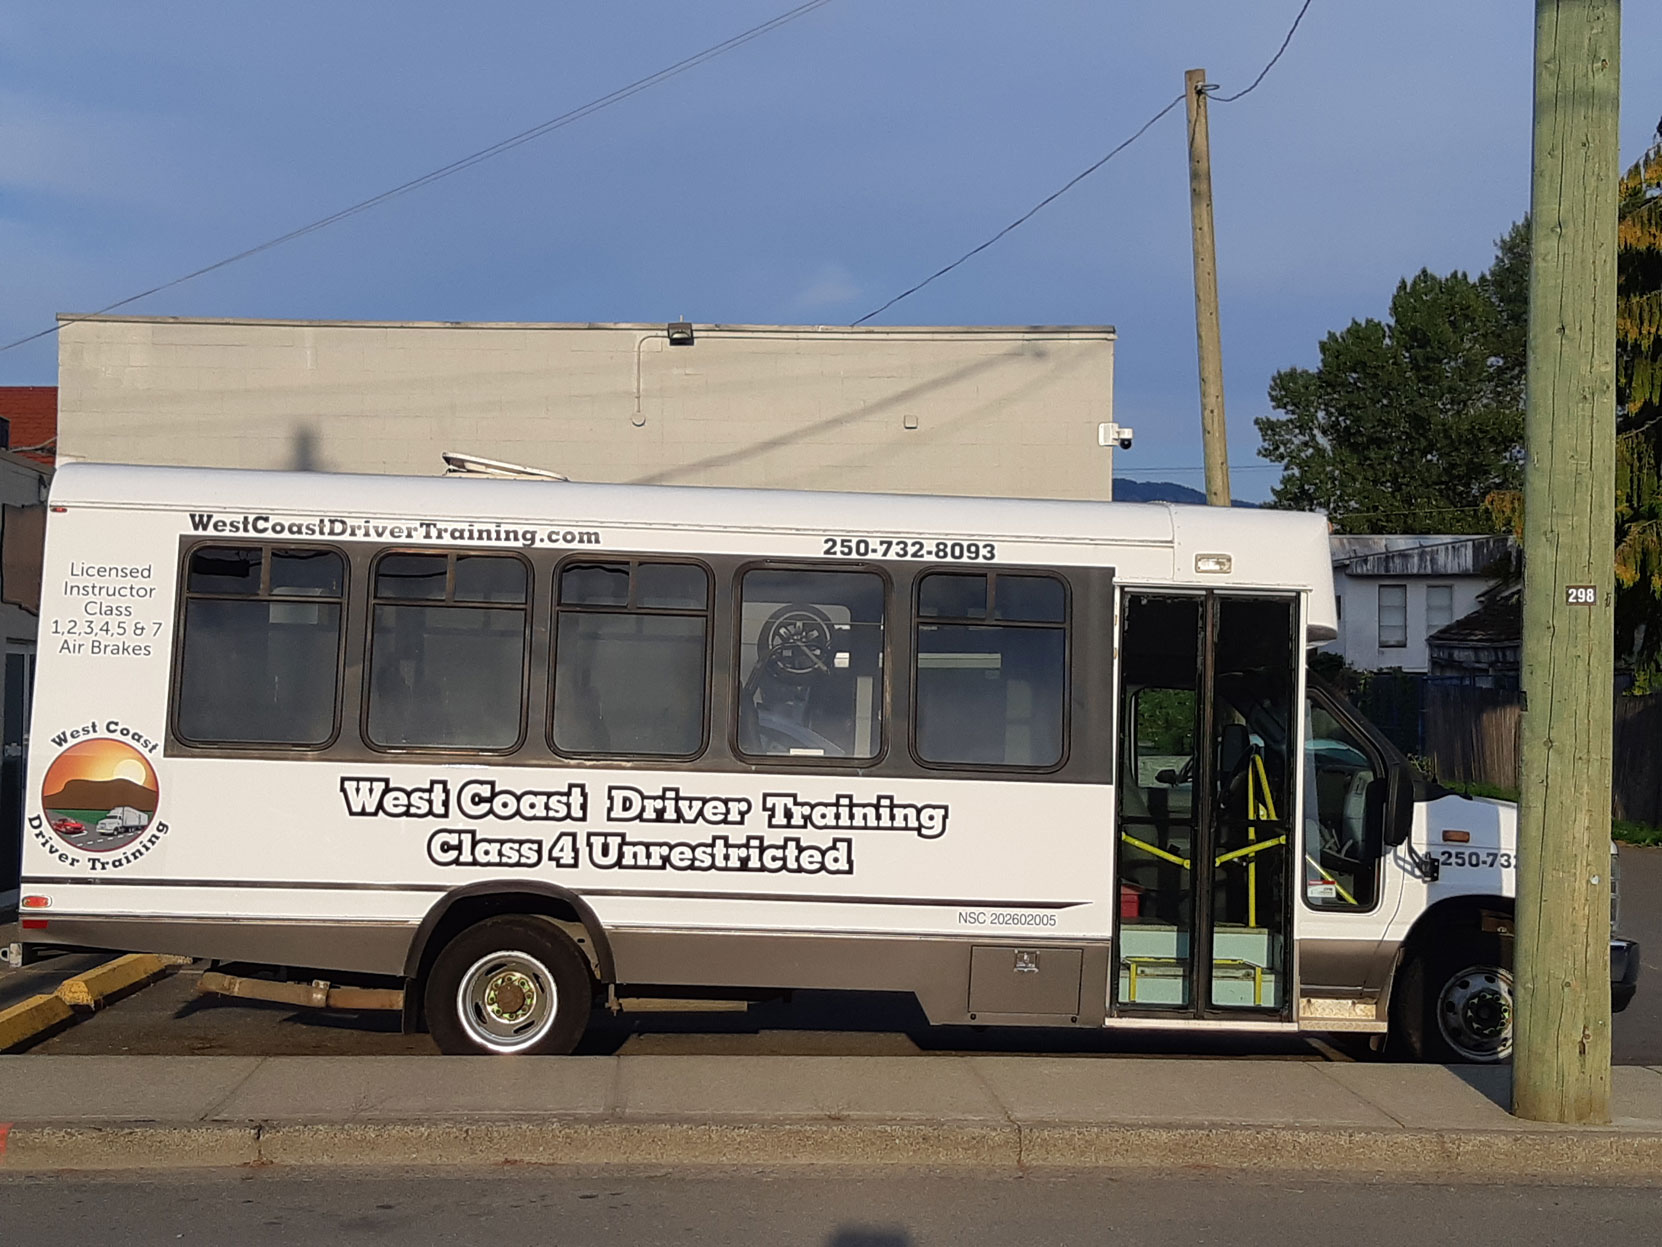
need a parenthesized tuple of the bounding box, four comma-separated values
(630, 342, 1052, 488)
(291, 425, 321, 473)
(822, 353, 1092, 491)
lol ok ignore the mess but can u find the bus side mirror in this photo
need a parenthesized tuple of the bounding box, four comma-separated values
(1155, 768, 1179, 786)
(1363, 777, 1389, 858)
(1380, 765, 1417, 848)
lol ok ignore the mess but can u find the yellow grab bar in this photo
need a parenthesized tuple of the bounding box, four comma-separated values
(1214, 835, 1287, 866)
(1119, 832, 1191, 869)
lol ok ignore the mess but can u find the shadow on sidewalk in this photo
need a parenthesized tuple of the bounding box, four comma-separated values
(1449, 1062, 1511, 1110)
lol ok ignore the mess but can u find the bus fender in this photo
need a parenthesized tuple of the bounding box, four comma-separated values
(403, 881, 617, 985)
(1400, 894, 1514, 954)
(1383, 893, 1513, 1012)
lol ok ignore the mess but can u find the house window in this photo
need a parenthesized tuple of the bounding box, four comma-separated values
(1378, 584, 1407, 648)
(1426, 584, 1454, 632)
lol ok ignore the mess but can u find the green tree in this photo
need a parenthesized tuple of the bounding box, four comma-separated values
(1474, 139, 1662, 678)
(1614, 135, 1662, 675)
(1256, 225, 1528, 534)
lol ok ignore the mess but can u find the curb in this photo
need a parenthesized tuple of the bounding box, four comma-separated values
(1015, 1122, 1662, 1179)
(259, 1120, 1018, 1169)
(0, 954, 181, 1053)
(3, 1117, 1662, 1179)
(0, 1122, 261, 1171)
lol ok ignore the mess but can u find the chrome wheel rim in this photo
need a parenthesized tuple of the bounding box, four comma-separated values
(1436, 964, 1513, 1062)
(456, 949, 557, 1053)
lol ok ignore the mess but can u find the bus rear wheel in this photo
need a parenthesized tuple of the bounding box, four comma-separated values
(424, 915, 593, 1055)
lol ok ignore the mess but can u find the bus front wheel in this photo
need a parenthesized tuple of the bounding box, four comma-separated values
(424, 915, 593, 1055)
(1391, 932, 1513, 1064)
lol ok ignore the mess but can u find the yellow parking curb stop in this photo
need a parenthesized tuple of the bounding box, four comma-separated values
(0, 994, 74, 1052)
(54, 954, 175, 1010)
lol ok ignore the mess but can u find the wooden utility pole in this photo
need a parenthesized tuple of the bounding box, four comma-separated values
(1185, 67, 1231, 507)
(1514, 0, 1620, 1125)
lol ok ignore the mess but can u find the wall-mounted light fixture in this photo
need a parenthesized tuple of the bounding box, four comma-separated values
(666, 321, 695, 346)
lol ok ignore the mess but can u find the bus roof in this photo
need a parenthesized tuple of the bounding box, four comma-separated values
(46, 461, 1337, 639)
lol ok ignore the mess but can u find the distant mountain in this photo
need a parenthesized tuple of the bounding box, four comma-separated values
(1113, 479, 1258, 508)
(45, 777, 158, 813)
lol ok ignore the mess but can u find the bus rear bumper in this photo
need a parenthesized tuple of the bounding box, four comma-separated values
(1613, 938, 1640, 1014)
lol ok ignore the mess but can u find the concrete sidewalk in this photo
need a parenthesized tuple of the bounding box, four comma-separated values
(2, 1054, 1661, 1178)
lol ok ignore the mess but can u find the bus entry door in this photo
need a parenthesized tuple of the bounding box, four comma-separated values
(1113, 592, 1299, 1018)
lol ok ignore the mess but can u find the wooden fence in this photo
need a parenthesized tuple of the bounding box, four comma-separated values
(1423, 685, 1662, 825)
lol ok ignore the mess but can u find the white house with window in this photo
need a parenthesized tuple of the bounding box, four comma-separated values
(1322, 535, 1517, 674)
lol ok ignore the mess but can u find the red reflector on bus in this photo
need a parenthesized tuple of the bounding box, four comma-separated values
(20, 895, 50, 909)
(20, 919, 48, 930)
(50, 505, 67, 513)
(1442, 830, 1471, 844)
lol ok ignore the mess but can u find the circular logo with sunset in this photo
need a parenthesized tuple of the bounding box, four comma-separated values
(42, 738, 160, 853)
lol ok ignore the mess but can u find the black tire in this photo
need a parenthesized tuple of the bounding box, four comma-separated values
(1390, 930, 1512, 1063)
(423, 915, 594, 1055)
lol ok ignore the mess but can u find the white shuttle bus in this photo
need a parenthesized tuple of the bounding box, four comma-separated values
(17, 462, 1638, 1059)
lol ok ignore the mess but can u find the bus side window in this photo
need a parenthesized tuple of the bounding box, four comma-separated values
(736, 568, 884, 760)
(913, 571, 1067, 768)
(175, 545, 345, 747)
(551, 559, 710, 758)
(1303, 699, 1382, 910)
(365, 551, 529, 751)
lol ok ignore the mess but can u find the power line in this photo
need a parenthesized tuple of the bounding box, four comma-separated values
(1211, 0, 1315, 103)
(1336, 504, 1491, 522)
(850, 93, 1185, 326)
(852, 1, 1318, 325)
(0, 0, 837, 356)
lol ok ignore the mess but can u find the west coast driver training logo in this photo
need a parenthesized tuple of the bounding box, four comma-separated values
(42, 738, 160, 853)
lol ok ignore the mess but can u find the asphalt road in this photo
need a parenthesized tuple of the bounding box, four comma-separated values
(1, 1170, 1658, 1246)
(1613, 845, 1662, 1065)
(7, 845, 1661, 1063)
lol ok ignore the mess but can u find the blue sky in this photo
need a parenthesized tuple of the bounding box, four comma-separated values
(2, 2, 1658, 500)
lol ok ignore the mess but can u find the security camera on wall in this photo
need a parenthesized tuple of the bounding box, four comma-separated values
(1098, 422, 1134, 451)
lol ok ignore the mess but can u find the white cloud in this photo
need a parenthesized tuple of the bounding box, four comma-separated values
(790, 262, 860, 312)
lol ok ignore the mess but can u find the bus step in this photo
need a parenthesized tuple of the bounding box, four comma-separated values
(1120, 957, 1268, 1005)
(197, 971, 405, 1012)
(1121, 958, 1262, 980)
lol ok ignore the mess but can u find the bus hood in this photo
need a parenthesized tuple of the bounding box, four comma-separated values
(1418, 792, 1517, 854)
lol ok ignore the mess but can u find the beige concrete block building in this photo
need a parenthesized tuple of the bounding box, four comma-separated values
(56, 317, 1117, 500)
